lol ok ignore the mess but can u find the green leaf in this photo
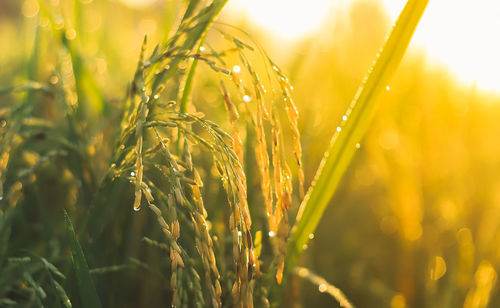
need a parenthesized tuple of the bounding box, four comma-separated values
(286, 0, 429, 273)
(150, 0, 228, 94)
(64, 211, 102, 308)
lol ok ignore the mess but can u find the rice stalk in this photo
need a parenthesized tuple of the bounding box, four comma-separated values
(212, 27, 306, 286)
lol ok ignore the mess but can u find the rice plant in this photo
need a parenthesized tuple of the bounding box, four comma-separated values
(0, 0, 433, 307)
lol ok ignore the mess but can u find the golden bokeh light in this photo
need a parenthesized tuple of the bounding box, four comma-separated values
(231, 0, 500, 93)
(227, 0, 335, 40)
(383, 0, 500, 93)
(120, 0, 157, 8)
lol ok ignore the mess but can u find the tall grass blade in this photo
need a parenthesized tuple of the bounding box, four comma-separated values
(286, 0, 429, 272)
(64, 211, 102, 308)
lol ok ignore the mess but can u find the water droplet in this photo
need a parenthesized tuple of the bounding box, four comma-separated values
(336, 126, 341, 132)
(272, 65, 278, 71)
(0, 196, 3, 201)
(237, 231, 242, 237)
(290, 85, 294, 90)
(318, 284, 327, 293)
(232, 65, 241, 73)
(49, 76, 59, 85)
(298, 268, 309, 276)
(268, 231, 275, 237)
(154, 94, 159, 99)
(355, 143, 361, 149)
(386, 85, 390, 91)
(133, 206, 141, 212)
(308, 233, 315, 239)
(342, 115, 347, 121)
(172, 167, 178, 172)
(243, 95, 251, 103)
(199, 46, 205, 52)
(130, 171, 136, 177)
(266, 212, 271, 217)
(65, 28, 76, 40)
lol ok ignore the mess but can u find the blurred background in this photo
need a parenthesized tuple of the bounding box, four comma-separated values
(1, 0, 500, 307)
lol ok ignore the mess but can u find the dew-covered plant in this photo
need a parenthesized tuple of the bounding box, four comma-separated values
(0, 0, 428, 307)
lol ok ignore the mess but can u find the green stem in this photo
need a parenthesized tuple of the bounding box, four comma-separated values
(176, 0, 228, 150)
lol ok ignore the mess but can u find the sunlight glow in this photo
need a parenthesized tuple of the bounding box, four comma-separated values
(120, 0, 157, 8)
(227, 0, 334, 40)
(231, 0, 500, 93)
(383, 0, 500, 93)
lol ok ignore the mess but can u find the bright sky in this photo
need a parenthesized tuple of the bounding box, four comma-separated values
(385, 0, 500, 94)
(121, 0, 500, 93)
(227, 0, 500, 94)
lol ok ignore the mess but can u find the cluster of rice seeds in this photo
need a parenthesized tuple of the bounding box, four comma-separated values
(153, 126, 224, 308)
(250, 58, 300, 284)
(269, 110, 293, 284)
(210, 40, 274, 235)
(115, 13, 303, 305)
(189, 172, 222, 308)
(127, 36, 150, 212)
(209, 29, 305, 286)
(179, 132, 222, 307)
(219, 81, 257, 307)
(226, 50, 278, 240)
(254, 90, 274, 231)
(114, 36, 196, 307)
(131, 171, 190, 307)
(270, 62, 304, 200)
(175, 113, 256, 307)
(145, 179, 206, 308)
(125, 123, 195, 307)
(227, 40, 300, 284)
(220, 81, 243, 161)
(116, 120, 185, 305)
(152, 130, 186, 307)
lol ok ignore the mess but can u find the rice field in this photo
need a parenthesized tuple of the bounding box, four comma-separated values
(1, 0, 499, 307)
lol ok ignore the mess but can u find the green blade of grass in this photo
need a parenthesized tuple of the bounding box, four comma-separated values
(150, 0, 228, 94)
(286, 0, 429, 273)
(64, 210, 102, 308)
